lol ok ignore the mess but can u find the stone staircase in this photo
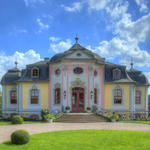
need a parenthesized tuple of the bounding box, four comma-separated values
(55, 113, 109, 123)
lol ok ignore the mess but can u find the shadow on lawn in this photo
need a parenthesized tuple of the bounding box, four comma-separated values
(3, 141, 14, 146)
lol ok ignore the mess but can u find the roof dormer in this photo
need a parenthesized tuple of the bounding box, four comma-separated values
(113, 68, 121, 80)
(31, 67, 39, 78)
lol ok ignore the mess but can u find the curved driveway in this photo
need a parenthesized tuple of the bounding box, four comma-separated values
(0, 122, 150, 142)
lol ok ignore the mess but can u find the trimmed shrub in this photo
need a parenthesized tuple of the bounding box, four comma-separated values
(87, 107, 91, 110)
(11, 115, 24, 124)
(11, 130, 30, 145)
(65, 106, 70, 110)
(109, 114, 119, 121)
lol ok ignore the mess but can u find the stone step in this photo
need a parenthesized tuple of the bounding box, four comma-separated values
(55, 113, 109, 123)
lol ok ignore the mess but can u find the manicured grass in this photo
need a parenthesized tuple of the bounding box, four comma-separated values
(0, 130, 150, 150)
(0, 121, 41, 125)
(119, 120, 150, 125)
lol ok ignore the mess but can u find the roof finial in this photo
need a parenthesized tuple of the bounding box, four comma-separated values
(75, 34, 79, 43)
(15, 60, 18, 69)
(130, 58, 134, 71)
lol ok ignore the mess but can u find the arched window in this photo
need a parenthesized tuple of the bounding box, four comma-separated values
(113, 68, 121, 80)
(114, 86, 122, 104)
(30, 88, 39, 104)
(32, 68, 39, 77)
(55, 88, 60, 104)
(10, 90, 17, 104)
(135, 90, 141, 104)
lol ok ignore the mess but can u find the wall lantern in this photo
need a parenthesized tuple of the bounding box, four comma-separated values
(64, 91, 66, 99)
(90, 91, 93, 99)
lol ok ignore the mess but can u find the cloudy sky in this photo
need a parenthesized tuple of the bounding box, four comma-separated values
(0, 0, 150, 87)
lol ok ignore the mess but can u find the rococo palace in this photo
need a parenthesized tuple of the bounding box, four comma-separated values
(1, 37, 149, 119)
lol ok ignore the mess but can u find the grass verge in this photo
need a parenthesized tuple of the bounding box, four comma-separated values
(0, 130, 150, 150)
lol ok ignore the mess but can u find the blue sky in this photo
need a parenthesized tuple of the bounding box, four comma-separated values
(0, 0, 150, 85)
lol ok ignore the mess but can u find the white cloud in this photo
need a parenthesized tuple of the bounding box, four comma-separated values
(115, 13, 150, 43)
(92, 37, 150, 68)
(0, 50, 41, 80)
(49, 37, 60, 42)
(62, 0, 112, 12)
(62, 2, 83, 12)
(37, 18, 49, 33)
(106, 1, 128, 19)
(135, 0, 149, 12)
(24, 0, 45, 7)
(49, 39, 72, 53)
(87, 0, 111, 11)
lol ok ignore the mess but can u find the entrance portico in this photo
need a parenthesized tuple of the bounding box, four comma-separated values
(72, 87, 84, 112)
(49, 39, 105, 113)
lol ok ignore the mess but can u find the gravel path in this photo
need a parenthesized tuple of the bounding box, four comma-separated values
(0, 122, 150, 143)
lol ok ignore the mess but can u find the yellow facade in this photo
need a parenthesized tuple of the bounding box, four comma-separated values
(104, 84, 112, 110)
(22, 82, 49, 109)
(4, 82, 147, 111)
(104, 83, 130, 110)
(5, 85, 16, 108)
(137, 86, 146, 109)
(104, 83, 146, 110)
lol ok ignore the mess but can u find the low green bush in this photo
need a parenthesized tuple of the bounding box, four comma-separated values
(65, 106, 70, 110)
(11, 115, 24, 124)
(44, 114, 55, 122)
(87, 107, 91, 110)
(11, 130, 30, 145)
(109, 114, 119, 121)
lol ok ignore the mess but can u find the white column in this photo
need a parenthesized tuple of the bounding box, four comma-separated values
(130, 85, 135, 119)
(145, 87, 148, 118)
(17, 84, 23, 115)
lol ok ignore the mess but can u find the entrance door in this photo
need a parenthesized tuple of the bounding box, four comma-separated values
(72, 87, 84, 112)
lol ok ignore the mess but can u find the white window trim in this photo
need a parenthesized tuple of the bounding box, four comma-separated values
(8, 86, 17, 108)
(28, 84, 41, 109)
(31, 67, 39, 78)
(111, 85, 125, 110)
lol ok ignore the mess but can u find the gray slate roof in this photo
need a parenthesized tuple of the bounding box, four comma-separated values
(1, 68, 21, 84)
(18, 60, 49, 82)
(127, 70, 149, 85)
(1, 43, 149, 86)
(105, 62, 149, 85)
(50, 43, 105, 64)
(104, 63, 134, 83)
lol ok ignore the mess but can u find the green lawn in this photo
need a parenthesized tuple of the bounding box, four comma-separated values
(0, 130, 150, 150)
(0, 121, 41, 125)
(119, 120, 150, 125)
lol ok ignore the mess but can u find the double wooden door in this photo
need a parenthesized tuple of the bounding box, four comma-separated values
(72, 87, 84, 112)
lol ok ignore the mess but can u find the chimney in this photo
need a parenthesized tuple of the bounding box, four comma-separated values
(44, 57, 50, 62)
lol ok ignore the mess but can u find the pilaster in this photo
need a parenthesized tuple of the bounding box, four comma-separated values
(2, 86, 6, 117)
(130, 84, 135, 119)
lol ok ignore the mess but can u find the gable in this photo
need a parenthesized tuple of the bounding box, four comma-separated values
(64, 50, 93, 60)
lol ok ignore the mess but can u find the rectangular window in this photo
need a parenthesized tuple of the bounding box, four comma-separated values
(32, 68, 39, 77)
(55, 88, 60, 104)
(135, 90, 141, 104)
(114, 88, 122, 104)
(31, 89, 39, 104)
(94, 88, 97, 104)
(10, 90, 17, 104)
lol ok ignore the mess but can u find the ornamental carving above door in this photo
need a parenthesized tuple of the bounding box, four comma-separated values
(71, 79, 85, 88)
